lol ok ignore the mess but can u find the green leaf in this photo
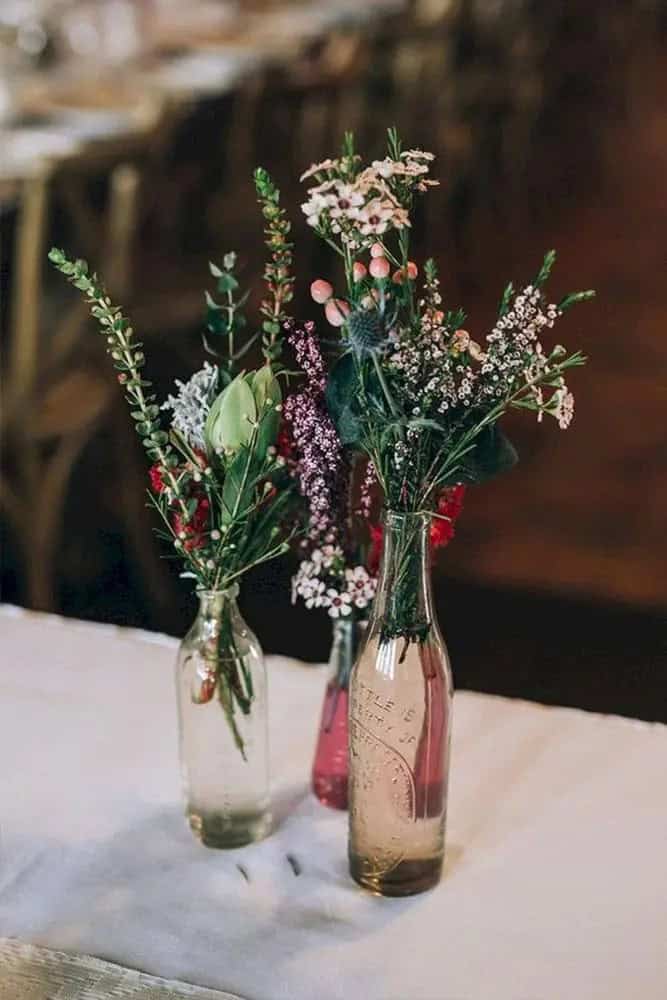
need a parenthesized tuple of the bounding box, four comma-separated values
(407, 417, 447, 434)
(240, 365, 281, 455)
(250, 364, 281, 410)
(221, 447, 256, 525)
(442, 425, 518, 485)
(217, 272, 239, 294)
(206, 309, 227, 337)
(499, 282, 514, 317)
(557, 290, 596, 311)
(325, 353, 363, 446)
(535, 250, 556, 288)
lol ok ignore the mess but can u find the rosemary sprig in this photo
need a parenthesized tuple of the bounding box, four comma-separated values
(254, 166, 294, 363)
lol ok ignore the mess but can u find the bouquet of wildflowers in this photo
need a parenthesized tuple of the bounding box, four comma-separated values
(49, 170, 297, 753)
(301, 129, 594, 640)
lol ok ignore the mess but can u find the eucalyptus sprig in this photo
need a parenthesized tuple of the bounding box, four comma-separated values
(204, 252, 252, 371)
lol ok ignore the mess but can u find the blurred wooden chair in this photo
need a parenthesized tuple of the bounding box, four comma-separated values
(1, 153, 172, 612)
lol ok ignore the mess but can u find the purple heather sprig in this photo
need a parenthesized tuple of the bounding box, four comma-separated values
(283, 319, 378, 616)
(283, 321, 344, 540)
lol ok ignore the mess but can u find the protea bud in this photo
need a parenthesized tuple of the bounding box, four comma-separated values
(204, 373, 257, 456)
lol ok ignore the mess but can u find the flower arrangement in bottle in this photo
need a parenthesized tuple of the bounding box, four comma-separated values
(303, 128, 593, 642)
(301, 128, 594, 893)
(48, 168, 297, 759)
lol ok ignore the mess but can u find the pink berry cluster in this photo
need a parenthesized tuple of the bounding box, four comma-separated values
(310, 243, 419, 328)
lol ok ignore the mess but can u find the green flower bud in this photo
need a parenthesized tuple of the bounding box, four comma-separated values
(204, 373, 257, 457)
(249, 364, 282, 456)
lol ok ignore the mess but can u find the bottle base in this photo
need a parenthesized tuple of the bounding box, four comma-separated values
(188, 809, 272, 849)
(349, 851, 443, 896)
(312, 772, 349, 810)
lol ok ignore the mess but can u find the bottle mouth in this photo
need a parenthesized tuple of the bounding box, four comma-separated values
(384, 510, 432, 527)
(197, 584, 240, 601)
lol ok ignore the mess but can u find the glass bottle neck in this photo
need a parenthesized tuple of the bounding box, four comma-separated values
(330, 616, 368, 688)
(372, 511, 434, 641)
(197, 586, 240, 619)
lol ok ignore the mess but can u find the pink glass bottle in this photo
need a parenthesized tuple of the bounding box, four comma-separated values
(312, 616, 367, 810)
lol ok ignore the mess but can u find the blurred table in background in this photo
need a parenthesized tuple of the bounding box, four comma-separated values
(1, 0, 407, 197)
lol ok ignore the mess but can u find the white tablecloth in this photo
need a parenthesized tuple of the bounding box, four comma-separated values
(0, 605, 665, 1000)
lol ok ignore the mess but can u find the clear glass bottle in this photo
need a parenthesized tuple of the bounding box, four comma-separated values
(312, 616, 367, 810)
(348, 512, 453, 896)
(176, 587, 271, 848)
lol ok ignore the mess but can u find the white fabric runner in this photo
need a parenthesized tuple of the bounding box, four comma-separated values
(0, 605, 666, 1000)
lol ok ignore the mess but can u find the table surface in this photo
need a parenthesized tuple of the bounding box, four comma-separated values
(0, 604, 665, 1000)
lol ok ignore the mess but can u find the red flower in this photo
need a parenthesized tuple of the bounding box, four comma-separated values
(365, 486, 467, 570)
(149, 465, 166, 493)
(172, 497, 210, 551)
(277, 423, 295, 462)
(430, 517, 455, 548)
(367, 522, 384, 575)
(431, 485, 466, 550)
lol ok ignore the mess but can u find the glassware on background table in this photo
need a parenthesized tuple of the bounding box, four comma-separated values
(176, 586, 271, 848)
(311, 615, 367, 810)
(55, 0, 144, 72)
(348, 511, 453, 896)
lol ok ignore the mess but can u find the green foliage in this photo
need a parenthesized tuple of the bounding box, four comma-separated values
(249, 365, 282, 457)
(558, 289, 596, 311)
(326, 353, 363, 445)
(48, 246, 296, 597)
(50, 196, 297, 756)
(442, 426, 519, 485)
(386, 125, 401, 160)
(499, 281, 515, 317)
(203, 255, 251, 367)
(47, 248, 176, 471)
(535, 249, 557, 288)
(254, 166, 294, 363)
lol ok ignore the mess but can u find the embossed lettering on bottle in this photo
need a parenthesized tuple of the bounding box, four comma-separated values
(348, 512, 453, 896)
